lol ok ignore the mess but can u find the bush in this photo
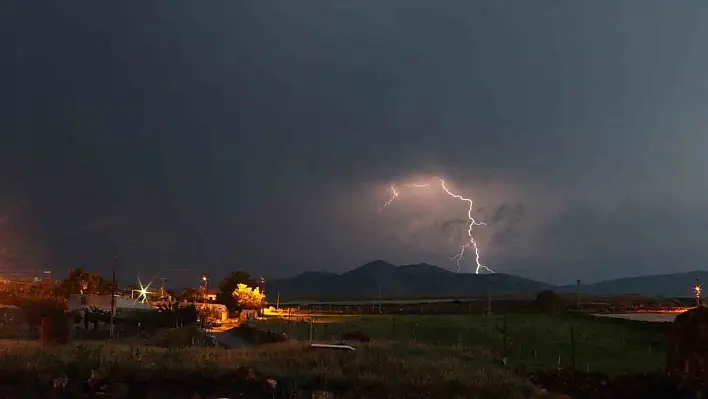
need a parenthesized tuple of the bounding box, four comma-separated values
(114, 305, 198, 338)
(666, 306, 708, 386)
(535, 290, 562, 314)
(233, 324, 289, 344)
(529, 368, 708, 398)
(12, 297, 67, 330)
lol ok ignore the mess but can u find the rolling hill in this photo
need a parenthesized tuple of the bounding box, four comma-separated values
(265, 261, 708, 300)
(559, 270, 708, 298)
(266, 260, 554, 300)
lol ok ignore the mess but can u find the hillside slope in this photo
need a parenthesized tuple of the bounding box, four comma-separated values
(267, 260, 553, 300)
(560, 270, 708, 298)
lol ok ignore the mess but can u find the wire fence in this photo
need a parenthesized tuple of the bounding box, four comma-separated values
(249, 311, 668, 374)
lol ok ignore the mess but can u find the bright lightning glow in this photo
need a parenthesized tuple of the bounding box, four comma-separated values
(381, 177, 493, 274)
(695, 285, 702, 297)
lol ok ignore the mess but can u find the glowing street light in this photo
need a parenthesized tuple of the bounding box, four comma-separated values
(695, 284, 702, 307)
(133, 276, 155, 305)
(201, 275, 209, 305)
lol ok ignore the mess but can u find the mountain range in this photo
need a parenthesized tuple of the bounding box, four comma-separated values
(266, 260, 707, 300)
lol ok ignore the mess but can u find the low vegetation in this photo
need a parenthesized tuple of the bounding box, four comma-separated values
(256, 313, 668, 375)
(233, 283, 266, 310)
(0, 267, 696, 397)
(0, 340, 534, 398)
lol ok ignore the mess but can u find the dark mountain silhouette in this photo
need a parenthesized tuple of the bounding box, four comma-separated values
(266, 261, 708, 301)
(266, 260, 554, 300)
(559, 270, 708, 298)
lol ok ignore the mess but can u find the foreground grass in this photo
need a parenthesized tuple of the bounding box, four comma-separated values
(0, 340, 533, 398)
(257, 313, 668, 374)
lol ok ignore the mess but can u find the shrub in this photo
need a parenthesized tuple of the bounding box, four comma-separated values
(233, 284, 265, 310)
(13, 297, 67, 330)
(535, 290, 562, 314)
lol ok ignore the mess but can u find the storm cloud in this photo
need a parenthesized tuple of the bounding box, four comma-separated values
(2, 1, 708, 285)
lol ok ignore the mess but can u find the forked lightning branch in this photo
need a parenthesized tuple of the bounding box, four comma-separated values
(380, 177, 493, 274)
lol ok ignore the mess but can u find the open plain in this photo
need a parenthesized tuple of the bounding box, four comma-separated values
(254, 311, 669, 375)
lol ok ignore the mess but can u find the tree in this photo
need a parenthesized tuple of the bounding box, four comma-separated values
(216, 271, 256, 312)
(59, 268, 113, 297)
(233, 283, 265, 310)
(181, 287, 200, 301)
(535, 290, 563, 314)
(157, 302, 198, 328)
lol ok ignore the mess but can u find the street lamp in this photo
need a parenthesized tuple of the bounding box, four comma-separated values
(138, 286, 149, 304)
(200, 275, 210, 333)
(202, 275, 209, 305)
(695, 284, 702, 307)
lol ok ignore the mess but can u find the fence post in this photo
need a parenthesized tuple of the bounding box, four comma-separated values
(309, 317, 314, 342)
(501, 316, 508, 364)
(392, 313, 396, 339)
(570, 324, 576, 390)
(570, 324, 576, 370)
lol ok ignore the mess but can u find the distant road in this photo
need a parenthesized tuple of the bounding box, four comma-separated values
(206, 322, 251, 348)
(274, 297, 526, 306)
(591, 312, 681, 323)
(211, 330, 250, 348)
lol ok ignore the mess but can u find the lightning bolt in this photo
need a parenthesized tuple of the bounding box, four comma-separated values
(381, 177, 494, 274)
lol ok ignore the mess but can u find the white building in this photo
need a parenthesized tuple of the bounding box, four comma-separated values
(68, 294, 153, 314)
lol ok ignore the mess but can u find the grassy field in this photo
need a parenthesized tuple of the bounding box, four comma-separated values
(0, 339, 533, 398)
(255, 313, 668, 375)
(0, 311, 675, 397)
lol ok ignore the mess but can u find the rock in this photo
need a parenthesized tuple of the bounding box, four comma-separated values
(51, 375, 68, 389)
(265, 377, 278, 392)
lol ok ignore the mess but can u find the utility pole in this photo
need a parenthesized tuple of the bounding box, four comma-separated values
(110, 254, 117, 340)
(201, 275, 209, 333)
(576, 279, 582, 310)
(160, 277, 166, 300)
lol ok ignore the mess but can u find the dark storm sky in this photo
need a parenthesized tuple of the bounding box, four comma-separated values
(2, 1, 708, 285)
